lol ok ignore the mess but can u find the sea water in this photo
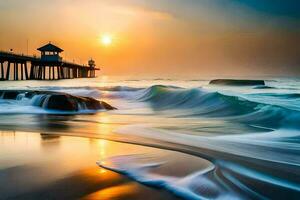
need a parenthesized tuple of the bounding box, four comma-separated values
(0, 76, 299, 199)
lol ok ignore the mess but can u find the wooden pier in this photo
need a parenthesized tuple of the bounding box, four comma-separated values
(0, 43, 99, 81)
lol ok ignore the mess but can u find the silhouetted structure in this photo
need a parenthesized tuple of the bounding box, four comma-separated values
(88, 59, 96, 78)
(38, 43, 63, 62)
(0, 42, 99, 81)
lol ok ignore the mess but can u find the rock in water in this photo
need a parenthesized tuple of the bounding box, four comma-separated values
(99, 101, 117, 110)
(0, 90, 116, 112)
(209, 79, 265, 86)
(45, 94, 79, 111)
(2, 91, 21, 99)
(42, 93, 117, 111)
(76, 96, 117, 110)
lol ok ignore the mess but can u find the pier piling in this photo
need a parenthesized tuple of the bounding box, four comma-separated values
(0, 62, 4, 80)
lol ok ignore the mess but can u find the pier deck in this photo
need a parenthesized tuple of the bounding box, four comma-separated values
(0, 50, 99, 81)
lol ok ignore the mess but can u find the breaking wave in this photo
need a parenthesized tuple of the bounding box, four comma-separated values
(132, 85, 300, 130)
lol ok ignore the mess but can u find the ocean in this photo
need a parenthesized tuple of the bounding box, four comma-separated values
(0, 76, 299, 199)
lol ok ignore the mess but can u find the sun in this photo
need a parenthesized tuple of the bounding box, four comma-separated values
(101, 34, 112, 46)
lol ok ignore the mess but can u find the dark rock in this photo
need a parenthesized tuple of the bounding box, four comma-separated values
(209, 79, 265, 86)
(2, 91, 21, 99)
(45, 94, 79, 111)
(76, 96, 117, 110)
(100, 101, 117, 110)
(0, 90, 116, 112)
(78, 96, 102, 110)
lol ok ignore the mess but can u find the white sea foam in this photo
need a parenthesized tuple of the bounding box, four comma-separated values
(97, 155, 239, 200)
(115, 125, 300, 167)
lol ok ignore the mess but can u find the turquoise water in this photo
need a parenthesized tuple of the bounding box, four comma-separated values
(0, 77, 299, 199)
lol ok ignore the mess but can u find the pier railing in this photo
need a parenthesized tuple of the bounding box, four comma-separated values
(0, 50, 89, 67)
(0, 50, 39, 62)
(0, 50, 99, 81)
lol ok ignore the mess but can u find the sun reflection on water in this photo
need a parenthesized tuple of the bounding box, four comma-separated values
(82, 183, 138, 200)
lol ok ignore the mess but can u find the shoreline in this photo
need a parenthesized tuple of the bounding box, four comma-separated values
(8, 166, 179, 200)
(0, 130, 186, 200)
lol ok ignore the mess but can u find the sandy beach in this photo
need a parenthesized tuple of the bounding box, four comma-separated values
(0, 131, 193, 200)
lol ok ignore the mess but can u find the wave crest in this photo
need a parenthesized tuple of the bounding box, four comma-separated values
(133, 85, 300, 129)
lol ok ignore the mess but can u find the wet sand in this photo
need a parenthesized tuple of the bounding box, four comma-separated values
(4, 166, 178, 200)
(0, 131, 181, 200)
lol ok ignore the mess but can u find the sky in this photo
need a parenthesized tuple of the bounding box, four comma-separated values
(0, 0, 299, 77)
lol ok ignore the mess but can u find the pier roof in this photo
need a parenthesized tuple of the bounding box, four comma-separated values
(37, 43, 64, 53)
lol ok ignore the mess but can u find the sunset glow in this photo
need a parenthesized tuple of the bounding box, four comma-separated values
(100, 35, 112, 46)
(0, 1, 299, 76)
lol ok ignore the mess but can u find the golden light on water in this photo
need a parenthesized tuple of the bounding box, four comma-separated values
(99, 140, 107, 158)
(83, 183, 138, 199)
